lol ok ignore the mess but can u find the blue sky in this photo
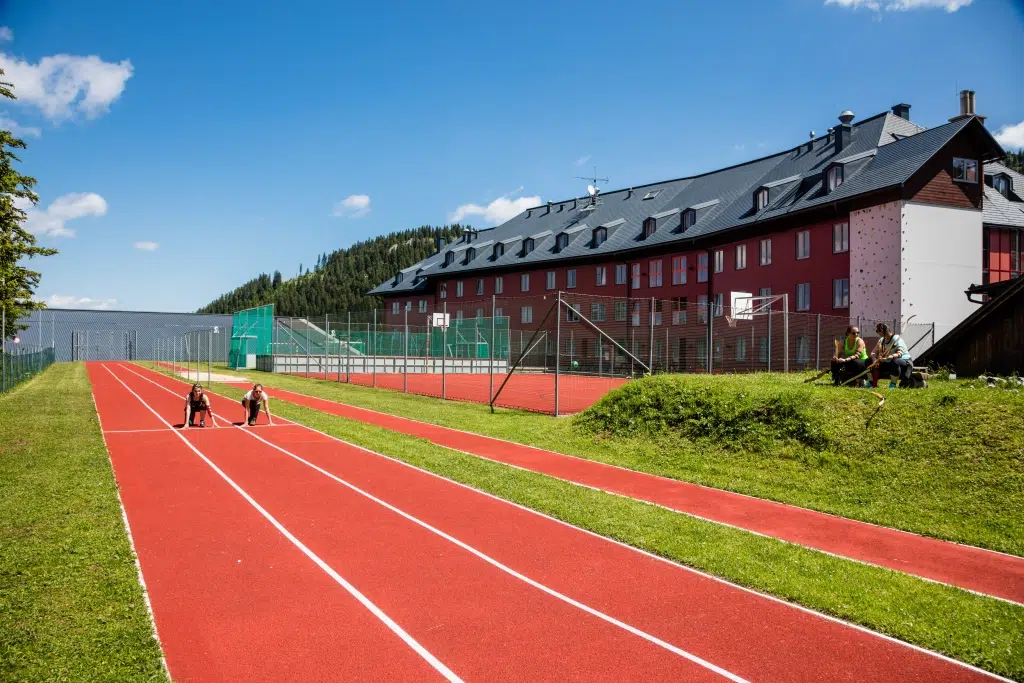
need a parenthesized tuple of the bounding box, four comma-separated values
(2, 0, 1022, 312)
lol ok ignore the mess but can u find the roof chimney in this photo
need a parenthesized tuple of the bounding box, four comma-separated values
(546, 200, 553, 214)
(949, 89, 985, 124)
(835, 110, 854, 154)
(806, 130, 815, 153)
(435, 237, 446, 253)
(891, 103, 911, 121)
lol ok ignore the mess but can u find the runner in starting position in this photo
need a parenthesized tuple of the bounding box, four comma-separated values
(241, 384, 272, 426)
(183, 383, 213, 428)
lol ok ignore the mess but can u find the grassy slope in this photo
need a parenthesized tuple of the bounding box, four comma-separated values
(198, 376, 1024, 680)
(201, 366, 1024, 556)
(0, 364, 167, 682)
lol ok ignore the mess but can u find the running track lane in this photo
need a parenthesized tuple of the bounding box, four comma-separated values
(124, 363, 1010, 683)
(88, 364, 448, 682)
(251, 382, 1024, 605)
(104, 363, 733, 682)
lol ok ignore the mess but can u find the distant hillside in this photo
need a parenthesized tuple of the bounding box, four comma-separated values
(197, 225, 467, 315)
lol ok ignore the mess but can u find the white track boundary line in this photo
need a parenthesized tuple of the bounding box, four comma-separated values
(120, 363, 1016, 683)
(119, 364, 746, 682)
(103, 425, 292, 434)
(102, 364, 462, 683)
(265, 380, 1024, 563)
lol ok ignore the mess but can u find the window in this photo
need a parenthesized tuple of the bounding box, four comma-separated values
(760, 238, 772, 266)
(546, 271, 556, 290)
(631, 301, 641, 327)
(796, 336, 811, 364)
(521, 273, 530, 292)
(697, 294, 708, 323)
(556, 233, 569, 251)
(395, 271, 404, 284)
(697, 253, 708, 282)
(673, 338, 685, 364)
(392, 301, 399, 314)
(833, 222, 849, 253)
(495, 276, 503, 294)
(591, 302, 607, 322)
(755, 188, 769, 211)
(697, 338, 708, 367)
(405, 300, 412, 312)
(596, 266, 607, 286)
(833, 278, 850, 308)
(993, 175, 1010, 198)
(758, 287, 772, 298)
(614, 301, 627, 322)
(476, 279, 484, 296)
(566, 304, 580, 323)
(758, 337, 769, 363)
(418, 300, 427, 313)
(631, 263, 641, 289)
(465, 247, 476, 263)
(649, 260, 663, 287)
(521, 306, 533, 324)
(444, 252, 455, 267)
(826, 165, 844, 192)
(494, 307, 503, 319)
(593, 227, 607, 247)
(440, 283, 447, 299)
(796, 283, 810, 311)
(714, 339, 723, 364)
(643, 218, 656, 239)
(713, 249, 724, 274)
(713, 293, 724, 317)
(476, 308, 484, 319)
(672, 297, 687, 324)
(735, 244, 747, 270)
(653, 300, 663, 325)
(523, 238, 535, 255)
(456, 281, 464, 297)
(672, 256, 687, 285)
(796, 231, 810, 259)
(456, 310, 464, 321)
(493, 243, 505, 259)
(567, 269, 577, 288)
(736, 336, 747, 361)
(952, 157, 978, 183)
(643, 189, 662, 200)
(615, 264, 627, 284)
(682, 209, 696, 231)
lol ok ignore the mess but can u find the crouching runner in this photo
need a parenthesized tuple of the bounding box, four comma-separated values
(241, 384, 272, 426)
(183, 383, 213, 428)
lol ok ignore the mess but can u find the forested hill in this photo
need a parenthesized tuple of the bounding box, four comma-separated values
(197, 225, 467, 315)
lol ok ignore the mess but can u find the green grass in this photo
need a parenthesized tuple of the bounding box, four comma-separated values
(0, 363, 167, 682)
(199, 365, 1024, 557)
(198, 376, 1024, 680)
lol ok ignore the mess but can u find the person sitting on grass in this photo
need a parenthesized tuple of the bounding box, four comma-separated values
(830, 326, 868, 386)
(241, 384, 272, 426)
(871, 323, 911, 389)
(183, 383, 212, 428)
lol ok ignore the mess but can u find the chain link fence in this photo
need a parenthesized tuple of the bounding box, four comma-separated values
(1, 345, 56, 394)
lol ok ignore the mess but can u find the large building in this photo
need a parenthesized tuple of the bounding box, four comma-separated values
(371, 92, 1010, 358)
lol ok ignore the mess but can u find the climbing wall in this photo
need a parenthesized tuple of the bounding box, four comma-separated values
(850, 200, 903, 325)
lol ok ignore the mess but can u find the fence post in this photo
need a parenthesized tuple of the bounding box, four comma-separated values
(816, 313, 821, 371)
(489, 295, 495, 402)
(208, 329, 212, 387)
(305, 320, 310, 379)
(372, 310, 377, 388)
(707, 301, 714, 374)
(346, 312, 351, 384)
(783, 293, 790, 373)
(649, 297, 655, 375)
(403, 307, 409, 393)
(767, 307, 772, 372)
(324, 316, 329, 381)
(555, 291, 562, 417)
(441, 302, 447, 400)
(1, 282, 6, 393)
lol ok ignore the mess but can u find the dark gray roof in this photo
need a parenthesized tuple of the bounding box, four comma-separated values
(983, 161, 1024, 228)
(371, 112, 990, 296)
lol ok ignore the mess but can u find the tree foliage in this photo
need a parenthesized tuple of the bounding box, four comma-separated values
(197, 225, 467, 315)
(1003, 149, 1024, 174)
(0, 68, 58, 341)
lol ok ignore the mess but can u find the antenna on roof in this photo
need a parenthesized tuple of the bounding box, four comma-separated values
(574, 166, 608, 213)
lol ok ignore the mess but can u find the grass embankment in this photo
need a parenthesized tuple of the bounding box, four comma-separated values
(200, 365, 1024, 557)
(0, 364, 167, 682)
(196, 374, 1024, 680)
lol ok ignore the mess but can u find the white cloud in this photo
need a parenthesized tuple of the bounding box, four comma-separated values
(0, 52, 133, 121)
(449, 189, 541, 226)
(0, 114, 41, 137)
(19, 192, 108, 237)
(47, 294, 117, 310)
(733, 143, 746, 152)
(994, 120, 1024, 150)
(0, 27, 12, 42)
(134, 241, 159, 251)
(331, 194, 371, 218)
(575, 155, 592, 166)
(825, 0, 971, 11)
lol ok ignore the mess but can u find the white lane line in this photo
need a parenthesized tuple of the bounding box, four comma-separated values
(118, 364, 747, 683)
(122, 362, 1017, 683)
(103, 425, 293, 434)
(102, 364, 461, 683)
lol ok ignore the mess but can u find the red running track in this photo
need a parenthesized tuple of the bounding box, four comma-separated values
(98, 361, 1008, 681)
(253, 383, 1024, 606)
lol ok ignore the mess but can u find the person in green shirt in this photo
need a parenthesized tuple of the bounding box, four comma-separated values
(831, 326, 868, 386)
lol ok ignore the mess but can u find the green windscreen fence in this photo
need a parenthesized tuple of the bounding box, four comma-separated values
(229, 304, 273, 369)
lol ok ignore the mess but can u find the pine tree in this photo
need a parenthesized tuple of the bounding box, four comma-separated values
(0, 68, 58, 341)
(272, 270, 282, 288)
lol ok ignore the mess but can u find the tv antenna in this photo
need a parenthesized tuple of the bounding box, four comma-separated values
(575, 166, 608, 212)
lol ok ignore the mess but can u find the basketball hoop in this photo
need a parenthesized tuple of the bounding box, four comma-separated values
(725, 316, 737, 328)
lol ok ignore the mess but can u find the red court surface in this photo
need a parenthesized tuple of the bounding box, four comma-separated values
(285, 370, 627, 414)
(90, 361, 1009, 682)
(254, 383, 1024, 606)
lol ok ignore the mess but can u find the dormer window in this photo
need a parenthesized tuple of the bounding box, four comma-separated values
(465, 247, 476, 263)
(642, 218, 656, 239)
(681, 209, 696, 230)
(556, 233, 569, 251)
(593, 227, 607, 247)
(993, 174, 1011, 198)
(755, 188, 769, 211)
(395, 271, 404, 284)
(493, 243, 505, 259)
(444, 251, 455, 267)
(826, 165, 844, 192)
(522, 238, 535, 256)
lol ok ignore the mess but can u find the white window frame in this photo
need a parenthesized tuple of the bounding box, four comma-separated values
(760, 238, 772, 266)
(567, 269, 577, 289)
(391, 301, 399, 314)
(566, 303, 580, 323)
(756, 188, 769, 211)
(796, 282, 810, 311)
(796, 231, 810, 260)
(952, 157, 978, 184)
(593, 227, 607, 246)
(631, 263, 641, 289)
(596, 266, 607, 286)
(826, 165, 844, 192)
(736, 336, 747, 361)
(456, 281, 464, 297)
(833, 222, 849, 254)
(556, 233, 569, 251)
(494, 276, 503, 294)
(521, 306, 533, 324)
(523, 238, 535, 255)
(440, 283, 447, 299)
(643, 218, 656, 238)
(649, 260, 663, 287)
(833, 278, 850, 309)
(682, 209, 696, 230)
(546, 271, 556, 290)
(615, 264, 627, 285)
(672, 256, 687, 285)
(418, 299, 427, 313)
(713, 293, 724, 317)
(476, 279, 484, 296)
(735, 244, 747, 270)
(521, 273, 530, 292)
(993, 175, 1009, 197)
(713, 249, 724, 274)
(591, 302, 606, 322)
(697, 253, 708, 282)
